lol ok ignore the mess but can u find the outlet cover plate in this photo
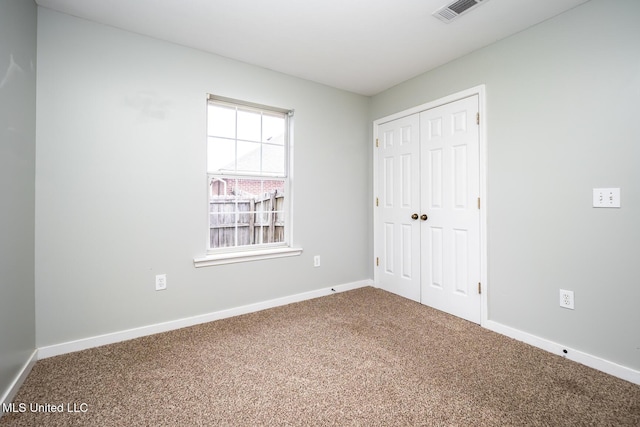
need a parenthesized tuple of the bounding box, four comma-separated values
(559, 289, 574, 309)
(155, 274, 167, 291)
(593, 188, 620, 208)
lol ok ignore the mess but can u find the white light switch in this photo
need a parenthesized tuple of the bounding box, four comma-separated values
(593, 188, 620, 208)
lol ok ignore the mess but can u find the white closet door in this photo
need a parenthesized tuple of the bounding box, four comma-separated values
(420, 95, 481, 323)
(375, 114, 421, 302)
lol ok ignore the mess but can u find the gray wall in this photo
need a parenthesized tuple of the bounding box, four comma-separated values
(0, 0, 37, 400)
(371, 0, 640, 371)
(35, 8, 371, 347)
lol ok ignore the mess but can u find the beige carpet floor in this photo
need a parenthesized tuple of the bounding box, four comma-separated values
(2, 287, 639, 426)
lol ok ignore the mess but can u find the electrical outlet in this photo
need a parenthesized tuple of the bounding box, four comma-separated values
(313, 255, 321, 267)
(593, 188, 620, 208)
(559, 289, 574, 310)
(155, 274, 167, 291)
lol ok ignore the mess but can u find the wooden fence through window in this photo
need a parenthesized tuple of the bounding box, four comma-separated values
(209, 191, 284, 248)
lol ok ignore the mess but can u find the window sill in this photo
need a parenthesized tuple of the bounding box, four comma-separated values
(193, 246, 303, 268)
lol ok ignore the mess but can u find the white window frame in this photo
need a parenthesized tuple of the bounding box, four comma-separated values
(194, 95, 301, 267)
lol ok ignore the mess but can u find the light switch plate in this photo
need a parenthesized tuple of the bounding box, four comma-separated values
(593, 188, 620, 208)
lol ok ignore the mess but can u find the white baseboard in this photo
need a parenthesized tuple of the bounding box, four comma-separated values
(34, 280, 638, 387)
(485, 320, 639, 386)
(38, 280, 372, 360)
(0, 349, 38, 417)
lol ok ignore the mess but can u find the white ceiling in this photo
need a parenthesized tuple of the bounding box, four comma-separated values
(35, 0, 590, 96)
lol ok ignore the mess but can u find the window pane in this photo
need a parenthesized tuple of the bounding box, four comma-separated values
(209, 177, 230, 196)
(262, 179, 284, 193)
(208, 137, 235, 173)
(262, 144, 285, 175)
(208, 104, 236, 138)
(234, 179, 258, 196)
(236, 141, 261, 174)
(237, 108, 261, 142)
(208, 177, 286, 249)
(262, 113, 285, 144)
(209, 209, 237, 248)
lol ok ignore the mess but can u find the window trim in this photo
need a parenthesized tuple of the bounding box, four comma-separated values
(194, 246, 303, 268)
(207, 94, 293, 116)
(195, 95, 300, 267)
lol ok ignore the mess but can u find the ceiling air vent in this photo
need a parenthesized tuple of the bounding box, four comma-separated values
(432, 0, 489, 23)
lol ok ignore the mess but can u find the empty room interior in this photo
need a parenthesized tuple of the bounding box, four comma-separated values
(1, 0, 639, 424)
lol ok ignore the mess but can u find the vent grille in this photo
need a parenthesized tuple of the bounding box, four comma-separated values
(449, 0, 479, 14)
(433, 0, 489, 23)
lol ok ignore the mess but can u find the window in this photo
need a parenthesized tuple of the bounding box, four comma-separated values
(194, 95, 301, 267)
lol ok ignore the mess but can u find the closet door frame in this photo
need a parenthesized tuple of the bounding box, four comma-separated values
(372, 85, 488, 326)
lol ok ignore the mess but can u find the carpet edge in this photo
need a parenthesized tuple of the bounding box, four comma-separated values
(36, 280, 373, 360)
(485, 319, 640, 385)
(0, 349, 37, 416)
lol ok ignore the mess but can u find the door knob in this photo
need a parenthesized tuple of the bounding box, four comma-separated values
(411, 213, 419, 220)
(421, 214, 428, 221)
